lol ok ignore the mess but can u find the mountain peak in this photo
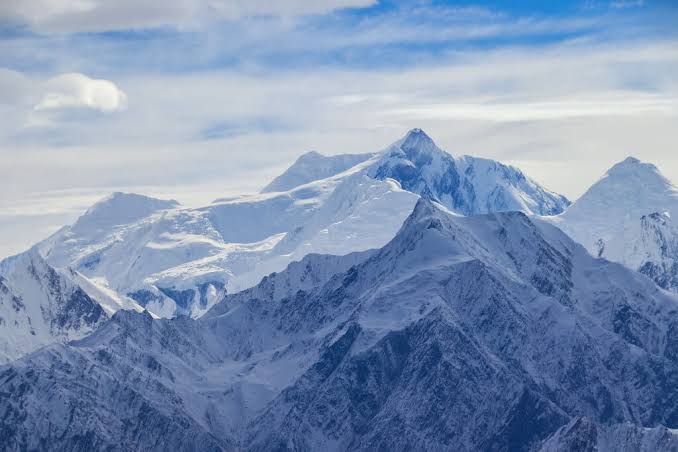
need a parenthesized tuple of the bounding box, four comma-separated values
(400, 128, 438, 154)
(606, 156, 659, 177)
(406, 127, 427, 137)
(568, 157, 674, 212)
(76, 192, 180, 229)
(96, 191, 179, 206)
(297, 150, 323, 160)
(0, 246, 48, 277)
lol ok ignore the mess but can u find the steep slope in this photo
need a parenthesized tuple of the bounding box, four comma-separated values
(262, 151, 376, 193)
(636, 212, 678, 292)
(551, 157, 678, 292)
(368, 128, 570, 215)
(0, 249, 108, 363)
(3, 200, 678, 451)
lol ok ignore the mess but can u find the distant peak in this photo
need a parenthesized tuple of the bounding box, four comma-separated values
(399, 128, 438, 155)
(76, 192, 180, 228)
(403, 127, 433, 142)
(410, 197, 437, 219)
(607, 156, 659, 176)
(297, 150, 324, 161)
(94, 192, 179, 208)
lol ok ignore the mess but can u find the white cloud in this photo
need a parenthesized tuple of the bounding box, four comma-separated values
(0, 0, 376, 33)
(34, 73, 127, 113)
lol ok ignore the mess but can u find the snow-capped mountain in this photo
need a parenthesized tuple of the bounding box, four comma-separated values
(0, 249, 109, 363)
(3, 199, 678, 451)
(37, 170, 418, 318)
(262, 150, 376, 193)
(368, 128, 570, 215)
(32, 129, 569, 319)
(550, 156, 678, 293)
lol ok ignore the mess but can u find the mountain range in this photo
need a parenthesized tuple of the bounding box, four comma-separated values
(3, 199, 678, 450)
(2, 129, 678, 451)
(32, 128, 569, 322)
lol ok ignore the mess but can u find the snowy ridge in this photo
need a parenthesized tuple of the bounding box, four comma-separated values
(3, 200, 678, 450)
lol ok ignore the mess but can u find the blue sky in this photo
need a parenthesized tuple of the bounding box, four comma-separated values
(0, 0, 677, 257)
(1, 0, 675, 75)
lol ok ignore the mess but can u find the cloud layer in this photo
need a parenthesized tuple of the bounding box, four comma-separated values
(0, 0, 376, 33)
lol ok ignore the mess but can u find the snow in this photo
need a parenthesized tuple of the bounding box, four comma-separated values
(548, 156, 678, 291)
(261, 150, 376, 193)
(0, 249, 108, 363)
(368, 128, 570, 216)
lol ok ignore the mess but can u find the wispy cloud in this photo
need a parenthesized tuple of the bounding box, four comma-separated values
(0, 0, 376, 33)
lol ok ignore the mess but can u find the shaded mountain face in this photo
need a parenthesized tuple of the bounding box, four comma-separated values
(0, 249, 107, 363)
(32, 129, 568, 319)
(3, 199, 678, 451)
(551, 157, 678, 294)
(368, 128, 570, 216)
